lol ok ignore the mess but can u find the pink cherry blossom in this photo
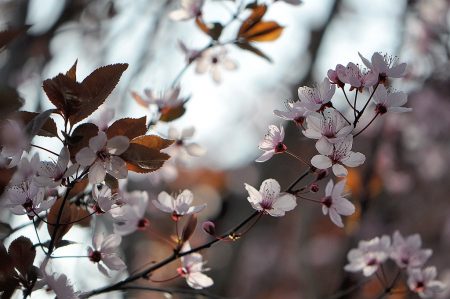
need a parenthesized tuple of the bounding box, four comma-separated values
(40, 263, 79, 299)
(407, 267, 446, 298)
(311, 135, 365, 177)
(256, 125, 286, 163)
(344, 235, 391, 276)
(10, 153, 40, 185)
(321, 179, 355, 227)
(390, 231, 432, 269)
(169, 0, 204, 21)
(6, 183, 55, 218)
(273, 101, 310, 127)
(91, 185, 120, 214)
(178, 242, 213, 289)
(153, 189, 206, 219)
(195, 47, 237, 84)
(303, 108, 353, 147)
(164, 126, 206, 164)
(88, 233, 127, 277)
(131, 86, 188, 112)
(372, 85, 412, 114)
(358, 52, 407, 83)
(244, 178, 297, 217)
(336, 62, 378, 91)
(35, 147, 78, 188)
(327, 64, 346, 88)
(297, 78, 335, 112)
(111, 191, 150, 236)
(75, 131, 129, 184)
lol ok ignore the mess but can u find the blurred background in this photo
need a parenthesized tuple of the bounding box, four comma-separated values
(1, 0, 450, 298)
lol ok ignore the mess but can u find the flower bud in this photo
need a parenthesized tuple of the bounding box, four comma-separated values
(202, 221, 216, 235)
(310, 183, 319, 193)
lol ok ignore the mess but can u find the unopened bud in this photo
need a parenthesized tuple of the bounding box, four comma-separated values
(202, 221, 216, 235)
(310, 183, 319, 193)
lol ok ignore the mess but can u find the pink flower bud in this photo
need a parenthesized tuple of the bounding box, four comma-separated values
(202, 221, 216, 235)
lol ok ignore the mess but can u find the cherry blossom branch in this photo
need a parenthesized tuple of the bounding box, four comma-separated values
(30, 143, 59, 156)
(353, 82, 380, 126)
(116, 285, 226, 299)
(342, 87, 356, 110)
(327, 278, 371, 299)
(286, 168, 314, 193)
(81, 211, 260, 298)
(0, 221, 34, 242)
(353, 112, 379, 138)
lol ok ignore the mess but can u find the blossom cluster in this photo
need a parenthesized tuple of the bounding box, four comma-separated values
(345, 231, 446, 298)
(252, 52, 412, 228)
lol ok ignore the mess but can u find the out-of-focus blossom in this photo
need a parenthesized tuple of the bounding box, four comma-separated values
(303, 108, 352, 147)
(358, 52, 407, 83)
(311, 135, 365, 177)
(336, 62, 378, 91)
(408, 267, 446, 298)
(344, 235, 391, 276)
(297, 78, 335, 112)
(178, 242, 213, 289)
(88, 233, 126, 277)
(164, 127, 205, 164)
(35, 147, 77, 188)
(273, 101, 310, 127)
(40, 264, 79, 299)
(195, 47, 237, 84)
(0, 120, 27, 168)
(256, 125, 286, 163)
(6, 183, 54, 218)
(179, 40, 202, 63)
(132, 86, 188, 112)
(111, 191, 150, 236)
(390, 231, 432, 269)
(321, 179, 355, 227)
(153, 189, 206, 219)
(372, 85, 412, 115)
(169, 0, 204, 21)
(244, 178, 296, 217)
(75, 131, 129, 184)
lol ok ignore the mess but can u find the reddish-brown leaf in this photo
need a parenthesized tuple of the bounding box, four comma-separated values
(104, 173, 119, 193)
(235, 41, 272, 62)
(159, 104, 186, 122)
(195, 17, 223, 40)
(237, 5, 267, 36)
(106, 117, 147, 140)
(239, 21, 284, 42)
(67, 178, 89, 200)
(47, 198, 75, 245)
(0, 26, 30, 50)
(8, 236, 35, 277)
(13, 111, 58, 138)
(66, 60, 78, 81)
(69, 63, 128, 124)
(42, 73, 82, 116)
(68, 123, 99, 162)
(121, 143, 171, 173)
(130, 135, 173, 150)
(181, 214, 197, 243)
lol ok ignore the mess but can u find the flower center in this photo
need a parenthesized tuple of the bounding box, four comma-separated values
(22, 198, 33, 213)
(321, 196, 332, 208)
(366, 258, 378, 266)
(97, 150, 110, 161)
(260, 199, 273, 210)
(375, 103, 387, 115)
(275, 142, 287, 153)
(89, 250, 102, 263)
(415, 281, 425, 292)
(137, 218, 150, 230)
